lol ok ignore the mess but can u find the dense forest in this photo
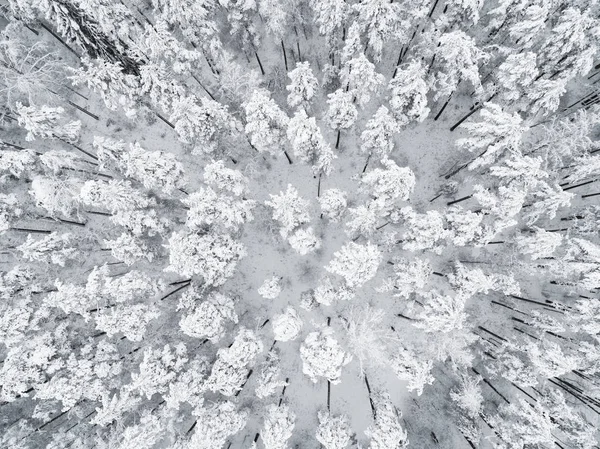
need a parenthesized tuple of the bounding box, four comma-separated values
(1, 0, 600, 448)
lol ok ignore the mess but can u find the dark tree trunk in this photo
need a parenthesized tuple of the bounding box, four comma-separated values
(317, 173, 322, 197)
(64, 99, 99, 121)
(155, 112, 175, 129)
(447, 194, 472, 206)
(364, 375, 376, 418)
(471, 367, 510, 404)
(434, 93, 453, 121)
(428, 0, 440, 18)
(10, 228, 52, 234)
(450, 105, 482, 131)
(283, 150, 293, 164)
(160, 281, 191, 301)
(362, 154, 371, 173)
(281, 40, 289, 71)
(39, 22, 80, 58)
(255, 51, 266, 75)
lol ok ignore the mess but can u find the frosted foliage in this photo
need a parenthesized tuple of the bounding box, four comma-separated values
(262, 404, 296, 449)
(310, 0, 347, 41)
(165, 231, 246, 285)
(16, 103, 81, 143)
(343, 306, 397, 374)
(360, 106, 399, 157)
(361, 158, 415, 205)
(489, 156, 548, 186)
(473, 184, 525, 222)
(496, 53, 538, 102)
(165, 359, 208, 410)
(446, 207, 483, 246)
(0, 193, 21, 231)
(265, 184, 311, 237)
(203, 160, 248, 196)
(206, 328, 263, 395)
(69, 58, 139, 118)
(287, 62, 318, 108)
(543, 391, 597, 449)
(80, 180, 154, 213)
(287, 110, 327, 164)
(365, 392, 409, 449)
(392, 258, 432, 298)
(288, 227, 321, 255)
(388, 61, 430, 125)
(120, 142, 186, 193)
(244, 89, 289, 155)
(316, 411, 354, 449)
(326, 89, 358, 130)
(567, 154, 600, 184)
(184, 186, 256, 231)
(450, 375, 483, 419)
(515, 227, 562, 260)
(258, 276, 282, 299)
(17, 232, 79, 266)
(390, 348, 435, 395)
(433, 31, 487, 100)
(272, 307, 303, 341)
(400, 207, 448, 253)
(314, 276, 356, 306)
(345, 202, 380, 237)
(110, 209, 170, 236)
(0, 149, 36, 179)
(170, 96, 235, 152)
(340, 53, 385, 107)
(490, 399, 555, 449)
(113, 413, 162, 449)
(190, 401, 248, 449)
(300, 330, 352, 383)
(0, 333, 58, 402)
(92, 389, 141, 427)
(527, 78, 567, 117)
(255, 352, 288, 398)
(325, 241, 381, 289)
(523, 184, 574, 225)
(414, 291, 467, 333)
(448, 262, 520, 298)
(180, 292, 238, 342)
(318, 188, 347, 221)
(457, 103, 527, 170)
(30, 176, 81, 218)
(130, 344, 188, 399)
(352, 1, 403, 62)
(95, 304, 160, 341)
(105, 232, 153, 265)
(527, 339, 580, 378)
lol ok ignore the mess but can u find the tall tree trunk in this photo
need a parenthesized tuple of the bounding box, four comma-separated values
(255, 51, 265, 75)
(434, 92, 453, 121)
(281, 40, 289, 71)
(362, 154, 371, 173)
(39, 23, 81, 58)
(283, 150, 293, 164)
(317, 173, 322, 197)
(428, 0, 440, 18)
(450, 105, 482, 131)
(364, 375, 376, 418)
(447, 195, 473, 206)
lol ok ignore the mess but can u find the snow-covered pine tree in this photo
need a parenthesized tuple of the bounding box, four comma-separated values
(300, 329, 352, 384)
(286, 62, 318, 109)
